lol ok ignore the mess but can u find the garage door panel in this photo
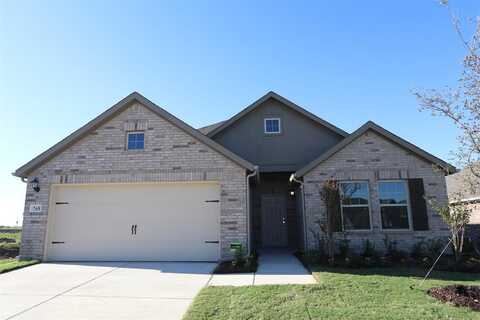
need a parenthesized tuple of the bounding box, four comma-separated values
(46, 183, 220, 261)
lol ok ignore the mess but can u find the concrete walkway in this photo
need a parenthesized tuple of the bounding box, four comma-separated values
(209, 250, 316, 286)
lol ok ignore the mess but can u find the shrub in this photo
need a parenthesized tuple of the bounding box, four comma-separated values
(362, 240, 379, 267)
(362, 240, 377, 258)
(303, 250, 328, 265)
(426, 238, 447, 260)
(338, 239, 351, 258)
(231, 244, 245, 267)
(383, 235, 408, 263)
(411, 240, 428, 260)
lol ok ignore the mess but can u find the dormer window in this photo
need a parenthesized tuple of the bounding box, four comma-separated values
(264, 118, 281, 134)
(127, 132, 145, 150)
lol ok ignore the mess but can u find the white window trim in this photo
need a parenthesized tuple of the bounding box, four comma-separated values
(126, 131, 145, 150)
(339, 180, 373, 232)
(378, 180, 413, 232)
(264, 118, 281, 134)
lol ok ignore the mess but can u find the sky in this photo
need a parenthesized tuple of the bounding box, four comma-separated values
(1, 0, 479, 226)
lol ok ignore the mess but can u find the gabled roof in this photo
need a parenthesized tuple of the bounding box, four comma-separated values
(14, 92, 255, 177)
(205, 91, 349, 138)
(294, 121, 456, 177)
(198, 120, 226, 135)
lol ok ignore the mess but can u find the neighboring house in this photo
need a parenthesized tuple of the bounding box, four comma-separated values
(446, 169, 480, 240)
(14, 91, 455, 261)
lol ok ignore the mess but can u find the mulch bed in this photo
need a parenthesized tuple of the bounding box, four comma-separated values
(428, 285, 480, 311)
(213, 256, 258, 274)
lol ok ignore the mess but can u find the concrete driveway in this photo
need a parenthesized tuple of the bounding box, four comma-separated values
(0, 262, 216, 320)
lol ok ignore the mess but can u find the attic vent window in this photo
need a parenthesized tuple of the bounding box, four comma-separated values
(264, 118, 281, 134)
(127, 132, 145, 150)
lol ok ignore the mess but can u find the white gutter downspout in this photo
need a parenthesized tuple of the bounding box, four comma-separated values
(246, 166, 259, 255)
(290, 173, 308, 252)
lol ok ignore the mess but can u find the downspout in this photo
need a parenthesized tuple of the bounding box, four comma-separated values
(246, 166, 259, 255)
(290, 173, 308, 252)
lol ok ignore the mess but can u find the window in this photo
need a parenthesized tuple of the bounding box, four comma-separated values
(378, 181, 411, 230)
(339, 182, 371, 230)
(264, 118, 281, 134)
(126, 132, 145, 150)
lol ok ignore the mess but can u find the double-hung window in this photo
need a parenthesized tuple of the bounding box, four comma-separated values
(339, 181, 371, 230)
(378, 181, 411, 230)
(126, 132, 145, 150)
(264, 118, 281, 134)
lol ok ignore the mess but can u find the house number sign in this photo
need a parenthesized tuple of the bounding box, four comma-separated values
(29, 204, 42, 214)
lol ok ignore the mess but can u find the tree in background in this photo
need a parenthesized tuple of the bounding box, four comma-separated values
(414, 1, 478, 256)
(414, 1, 479, 185)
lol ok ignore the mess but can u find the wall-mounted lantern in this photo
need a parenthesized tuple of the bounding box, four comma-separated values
(31, 177, 40, 192)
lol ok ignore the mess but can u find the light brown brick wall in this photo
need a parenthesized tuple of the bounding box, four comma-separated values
(20, 102, 247, 260)
(303, 129, 450, 253)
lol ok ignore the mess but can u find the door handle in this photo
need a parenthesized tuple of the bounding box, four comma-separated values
(282, 217, 286, 224)
(131, 224, 138, 235)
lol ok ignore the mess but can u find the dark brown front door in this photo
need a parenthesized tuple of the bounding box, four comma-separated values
(261, 194, 288, 247)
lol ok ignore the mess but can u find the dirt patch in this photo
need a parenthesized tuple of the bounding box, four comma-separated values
(428, 285, 480, 311)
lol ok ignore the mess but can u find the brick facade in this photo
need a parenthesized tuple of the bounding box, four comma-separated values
(302, 129, 450, 253)
(20, 102, 247, 260)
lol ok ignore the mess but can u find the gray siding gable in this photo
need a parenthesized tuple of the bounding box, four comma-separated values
(210, 94, 346, 172)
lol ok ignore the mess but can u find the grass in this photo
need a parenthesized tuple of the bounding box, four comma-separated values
(183, 267, 480, 320)
(0, 230, 21, 243)
(0, 259, 38, 274)
(0, 228, 22, 258)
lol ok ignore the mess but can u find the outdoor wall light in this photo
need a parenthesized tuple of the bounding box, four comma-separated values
(31, 177, 40, 192)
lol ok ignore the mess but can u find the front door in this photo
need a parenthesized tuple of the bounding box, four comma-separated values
(261, 194, 288, 247)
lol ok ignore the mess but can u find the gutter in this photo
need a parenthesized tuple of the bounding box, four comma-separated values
(290, 173, 308, 252)
(246, 166, 259, 255)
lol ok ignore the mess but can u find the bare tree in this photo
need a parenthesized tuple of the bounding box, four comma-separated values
(319, 179, 341, 265)
(414, 2, 480, 195)
(429, 197, 472, 261)
(413, 1, 478, 256)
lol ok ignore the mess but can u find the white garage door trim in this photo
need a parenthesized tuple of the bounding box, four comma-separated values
(43, 181, 221, 262)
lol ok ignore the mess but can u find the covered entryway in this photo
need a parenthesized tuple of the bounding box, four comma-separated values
(251, 173, 303, 250)
(45, 182, 220, 262)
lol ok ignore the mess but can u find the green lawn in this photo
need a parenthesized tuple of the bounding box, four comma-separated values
(0, 229, 22, 243)
(0, 259, 38, 274)
(183, 267, 480, 320)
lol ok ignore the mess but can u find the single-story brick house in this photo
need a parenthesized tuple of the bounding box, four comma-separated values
(14, 91, 455, 261)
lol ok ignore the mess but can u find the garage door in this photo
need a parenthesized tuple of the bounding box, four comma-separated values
(45, 182, 220, 261)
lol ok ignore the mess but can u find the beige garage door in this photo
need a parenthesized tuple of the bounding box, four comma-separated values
(45, 182, 220, 261)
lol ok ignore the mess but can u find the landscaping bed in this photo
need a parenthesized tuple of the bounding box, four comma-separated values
(428, 285, 480, 311)
(213, 253, 258, 274)
(295, 237, 480, 273)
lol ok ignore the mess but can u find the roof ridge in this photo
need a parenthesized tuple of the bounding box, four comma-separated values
(206, 91, 349, 138)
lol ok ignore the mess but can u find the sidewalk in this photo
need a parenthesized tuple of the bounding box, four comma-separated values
(208, 250, 316, 286)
